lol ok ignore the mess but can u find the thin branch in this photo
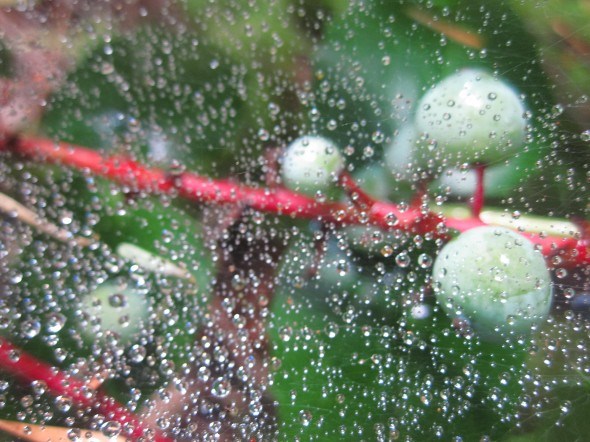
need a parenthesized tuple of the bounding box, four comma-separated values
(406, 6, 485, 49)
(0, 337, 172, 442)
(0, 191, 95, 247)
(6, 136, 443, 234)
(339, 170, 377, 210)
(0, 135, 588, 268)
(0, 419, 127, 442)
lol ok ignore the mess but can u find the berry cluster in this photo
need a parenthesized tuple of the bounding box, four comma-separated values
(280, 69, 551, 342)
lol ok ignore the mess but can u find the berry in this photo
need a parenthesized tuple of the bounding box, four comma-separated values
(384, 123, 422, 179)
(384, 123, 436, 179)
(281, 135, 344, 196)
(415, 69, 527, 166)
(80, 280, 149, 344)
(432, 226, 552, 340)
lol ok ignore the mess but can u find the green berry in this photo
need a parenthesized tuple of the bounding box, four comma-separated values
(433, 226, 552, 341)
(415, 69, 527, 165)
(384, 124, 421, 179)
(384, 123, 435, 179)
(80, 280, 149, 344)
(281, 135, 344, 196)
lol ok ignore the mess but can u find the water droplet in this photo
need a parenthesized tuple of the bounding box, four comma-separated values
(336, 259, 349, 276)
(21, 319, 41, 339)
(108, 293, 127, 308)
(45, 313, 66, 333)
(55, 395, 72, 413)
(411, 303, 431, 320)
(555, 268, 568, 279)
(129, 344, 146, 363)
(257, 128, 270, 141)
(418, 253, 433, 269)
(101, 421, 121, 438)
(211, 378, 231, 398)
(563, 287, 575, 299)
(371, 130, 385, 144)
(299, 410, 313, 426)
(309, 108, 320, 122)
(279, 326, 293, 342)
(381, 245, 393, 258)
(324, 322, 339, 338)
(385, 213, 398, 226)
(395, 251, 410, 268)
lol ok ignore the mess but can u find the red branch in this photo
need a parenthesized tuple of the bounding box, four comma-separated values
(0, 337, 172, 442)
(1, 136, 589, 268)
(339, 170, 377, 209)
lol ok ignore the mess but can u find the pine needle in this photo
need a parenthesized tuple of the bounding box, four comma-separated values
(0, 191, 95, 247)
(0, 419, 126, 442)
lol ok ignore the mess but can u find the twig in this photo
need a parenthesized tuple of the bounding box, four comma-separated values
(0, 191, 95, 247)
(143, 217, 284, 440)
(406, 6, 485, 49)
(6, 136, 443, 234)
(0, 337, 172, 442)
(0, 419, 127, 442)
(339, 170, 377, 210)
(0, 135, 588, 268)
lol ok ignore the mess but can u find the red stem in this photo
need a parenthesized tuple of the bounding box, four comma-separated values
(8, 136, 441, 234)
(338, 170, 377, 209)
(1, 136, 589, 268)
(472, 163, 485, 218)
(0, 338, 172, 442)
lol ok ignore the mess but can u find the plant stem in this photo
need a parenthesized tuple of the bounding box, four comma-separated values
(1, 136, 588, 268)
(7, 136, 442, 234)
(0, 338, 172, 442)
(338, 170, 377, 209)
(471, 163, 486, 218)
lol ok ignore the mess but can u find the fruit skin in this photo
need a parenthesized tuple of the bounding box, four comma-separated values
(415, 69, 527, 165)
(384, 123, 423, 179)
(433, 226, 552, 341)
(80, 280, 149, 344)
(384, 122, 438, 181)
(281, 135, 344, 196)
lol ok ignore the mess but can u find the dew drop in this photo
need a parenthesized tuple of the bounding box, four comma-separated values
(101, 421, 121, 438)
(108, 293, 127, 308)
(395, 251, 410, 268)
(299, 410, 313, 427)
(371, 130, 385, 144)
(210, 378, 231, 398)
(324, 322, 339, 338)
(21, 319, 41, 339)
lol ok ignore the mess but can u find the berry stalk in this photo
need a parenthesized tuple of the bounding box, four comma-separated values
(471, 164, 486, 218)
